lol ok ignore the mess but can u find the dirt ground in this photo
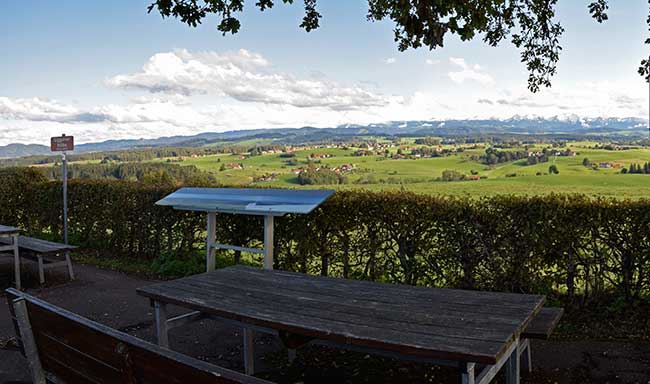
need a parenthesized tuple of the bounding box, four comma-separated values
(0, 260, 648, 384)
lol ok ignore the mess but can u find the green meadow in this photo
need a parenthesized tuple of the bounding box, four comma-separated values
(164, 141, 650, 199)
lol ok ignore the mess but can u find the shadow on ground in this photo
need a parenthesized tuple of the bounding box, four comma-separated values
(0, 259, 648, 383)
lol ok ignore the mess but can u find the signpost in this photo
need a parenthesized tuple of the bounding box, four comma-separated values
(50, 135, 74, 245)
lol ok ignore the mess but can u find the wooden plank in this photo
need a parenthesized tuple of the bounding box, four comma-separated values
(5, 288, 274, 384)
(138, 266, 545, 364)
(521, 308, 564, 340)
(219, 266, 543, 309)
(0, 235, 77, 254)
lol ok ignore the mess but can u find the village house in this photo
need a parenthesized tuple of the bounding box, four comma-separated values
(310, 153, 331, 159)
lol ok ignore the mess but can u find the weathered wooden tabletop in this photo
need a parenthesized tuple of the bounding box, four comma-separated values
(0, 225, 20, 235)
(137, 265, 544, 365)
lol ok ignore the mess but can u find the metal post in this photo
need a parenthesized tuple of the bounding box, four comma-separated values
(263, 215, 274, 270)
(154, 301, 169, 348)
(62, 152, 68, 245)
(12, 233, 21, 290)
(505, 340, 521, 384)
(243, 327, 255, 375)
(206, 212, 217, 272)
(459, 362, 475, 384)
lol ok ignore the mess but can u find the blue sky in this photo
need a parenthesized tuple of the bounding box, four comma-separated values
(1, 0, 648, 145)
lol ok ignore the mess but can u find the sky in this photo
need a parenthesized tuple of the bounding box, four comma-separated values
(1, 0, 649, 145)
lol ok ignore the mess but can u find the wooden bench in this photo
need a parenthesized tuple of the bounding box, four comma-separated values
(518, 307, 564, 373)
(0, 235, 76, 285)
(522, 307, 564, 340)
(5, 288, 275, 384)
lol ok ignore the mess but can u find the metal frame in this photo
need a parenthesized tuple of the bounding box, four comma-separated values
(156, 188, 334, 272)
(0, 231, 21, 289)
(206, 212, 277, 272)
(149, 298, 528, 382)
(36, 253, 75, 285)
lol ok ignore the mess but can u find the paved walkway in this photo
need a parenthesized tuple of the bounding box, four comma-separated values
(0, 262, 649, 383)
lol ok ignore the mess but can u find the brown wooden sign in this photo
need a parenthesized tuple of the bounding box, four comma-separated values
(50, 135, 74, 152)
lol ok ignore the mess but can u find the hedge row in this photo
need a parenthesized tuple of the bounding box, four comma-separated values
(1, 167, 649, 303)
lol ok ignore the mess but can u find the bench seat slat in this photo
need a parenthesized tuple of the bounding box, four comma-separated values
(0, 236, 77, 254)
(522, 307, 564, 340)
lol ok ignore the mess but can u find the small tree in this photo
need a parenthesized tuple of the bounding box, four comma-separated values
(219, 163, 226, 172)
(582, 158, 591, 167)
(549, 164, 559, 174)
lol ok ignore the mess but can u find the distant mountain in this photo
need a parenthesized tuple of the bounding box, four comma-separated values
(0, 143, 51, 158)
(0, 116, 647, 159)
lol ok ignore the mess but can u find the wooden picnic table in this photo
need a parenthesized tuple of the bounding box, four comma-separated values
(0, 229, 77, 288)
(137, 265, 546, 384)
(0, 225, 21, 289)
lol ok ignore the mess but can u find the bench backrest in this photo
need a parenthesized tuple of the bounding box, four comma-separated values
(5, 288, 273, 384)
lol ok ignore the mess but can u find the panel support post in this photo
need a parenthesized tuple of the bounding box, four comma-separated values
(243, 328, 255, 375)
(505, 340, 521, 384)
(263, 215, 274, 270)
(154, 301, 169, 348)
(206, 212, 217, 272)
(13, 299, 46, 384)
(12, 233, 20, 290)
(459, 362, 475, 384)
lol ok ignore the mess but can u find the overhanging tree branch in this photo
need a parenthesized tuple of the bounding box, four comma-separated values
(147, 0, 650, 90)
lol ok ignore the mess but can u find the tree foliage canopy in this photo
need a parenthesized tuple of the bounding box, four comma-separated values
(148, 0, 650, 91)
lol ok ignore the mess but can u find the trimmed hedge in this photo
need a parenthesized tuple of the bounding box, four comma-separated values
(1, 167, 649, 303)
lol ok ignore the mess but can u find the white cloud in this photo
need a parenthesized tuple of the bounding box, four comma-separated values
(383, 57, 396, 65)
(107, 49, 390, 111)
(1, 49, 648, 146)
(425, 59, 441, 65)
(447, 57, 495, 85)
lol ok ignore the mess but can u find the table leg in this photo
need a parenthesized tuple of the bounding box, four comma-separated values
(65, 251, 75, 280)
(459, 362, 475, 384)
(154, 301, 169, 348)
(520, 338, 532, 373)
(12, 234, 21, 290)
(288, 348, 297, 363)
(37, 255, 45, 284)
(505, 340, 521, 384)
(243, 328, 255, 375)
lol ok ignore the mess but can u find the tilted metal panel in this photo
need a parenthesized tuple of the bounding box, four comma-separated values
(156, 188, 335, 215)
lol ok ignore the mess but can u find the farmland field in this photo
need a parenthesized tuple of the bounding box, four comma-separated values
(120, 141, 650, 199)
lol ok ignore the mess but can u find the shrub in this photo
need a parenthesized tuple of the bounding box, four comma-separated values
(2, 167, 650, 304)
(441, 169, 465, 181)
